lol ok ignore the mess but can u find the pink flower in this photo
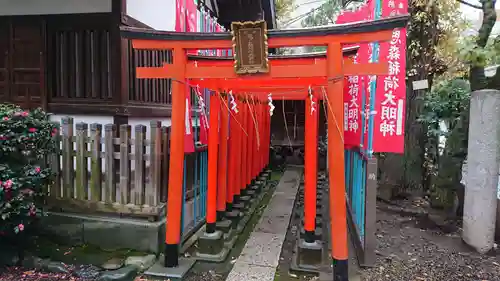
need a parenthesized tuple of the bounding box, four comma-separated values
(0, 135, 7, 140)
(3, 179, 13, 189)
(14, 111, 28, 117)
(18, 224, 24, 232)
(2, 117, 9, 121)
(34, 167, 41, 173)
(51, 128, 58, 137)
(28, 128, 36, 133)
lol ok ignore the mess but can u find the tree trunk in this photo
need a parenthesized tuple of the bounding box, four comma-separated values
(403, 84, 427, 194)
(378, 77, 427, 198)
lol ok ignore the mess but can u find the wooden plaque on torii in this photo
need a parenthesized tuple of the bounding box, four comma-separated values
(231, 20, 269, 75)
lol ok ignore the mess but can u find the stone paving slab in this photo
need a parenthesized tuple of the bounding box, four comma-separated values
(238, 232, 286, 267)
(254, 214, 291, 234)
(226, 262, 276, 281)
(225, 169, 301, 281)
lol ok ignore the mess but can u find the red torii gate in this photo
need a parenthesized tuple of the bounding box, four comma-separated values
(122, 14, 408, 281)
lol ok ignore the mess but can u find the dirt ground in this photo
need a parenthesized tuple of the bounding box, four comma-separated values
(4, 187, 500, 281)
(360, 200, 500, 281)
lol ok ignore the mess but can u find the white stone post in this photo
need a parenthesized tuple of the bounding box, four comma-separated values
(463, 89, 500, 254)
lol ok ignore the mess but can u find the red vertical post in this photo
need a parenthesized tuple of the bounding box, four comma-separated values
(262, 101, 267, 170)
(240, 99, 248, 194)
(234, 99, 242, 200)
(247, 100, 257, 182)
(327, 43, 348, 281)
(217, 94, 229, 219)
(266, 102, 270, 168)
(260, 102, 265, 171)
(257, 102, 262, 176)
(207, 92, 220, 234)
(304, 90, 319, 243)
(256, 102, 261, 176)
(227, 103, 236, 209)
(259, 101, 266, 174)
(247, 99, 254, 185)
(164, 48, 186, 268)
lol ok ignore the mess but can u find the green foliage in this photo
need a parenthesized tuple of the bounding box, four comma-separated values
(407, 0, 466, 79)
(0, 104, 58, 237)
(418, 79, 470, 208)
(302, 0, 342, 26)
(275, 0, 297, 24)
(457, 0, 500, 90)
(419, 79, 470, 141)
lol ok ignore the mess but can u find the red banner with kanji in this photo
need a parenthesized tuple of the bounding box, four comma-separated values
(372, 0, 407, 153)
(336, 4, 372, 148)
(185, 0, 197, 55)
(175, 0, 185, 32)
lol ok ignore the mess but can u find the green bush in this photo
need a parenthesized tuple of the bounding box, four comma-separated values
(0, 104, 58, 237)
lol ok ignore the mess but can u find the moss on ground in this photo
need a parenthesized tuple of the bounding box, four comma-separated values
(27, 235, 149, 266)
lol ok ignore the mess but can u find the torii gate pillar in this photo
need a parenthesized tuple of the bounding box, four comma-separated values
(327, 43, 349, 280)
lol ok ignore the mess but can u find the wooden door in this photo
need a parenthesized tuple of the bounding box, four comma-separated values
(0, 17, 45, 109)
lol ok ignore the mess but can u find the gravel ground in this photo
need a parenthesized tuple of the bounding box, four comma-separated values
(0, 267, 79, 281)
(361, 203, 500, 281)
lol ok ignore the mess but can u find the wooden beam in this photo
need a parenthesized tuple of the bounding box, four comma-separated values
(135, 62, 388, 79)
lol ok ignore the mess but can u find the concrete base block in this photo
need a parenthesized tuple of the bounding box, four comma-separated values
(294, 208, 303, 219)
(237, 213, 252, 234)
(216, 220, 232, 237)
(144, 256, 195, 279)
(240, 195, 253, 205)
(250, 184, 261, 193)
(40, 211, 166, 254)
(299, 227, 323, 240)
(195, 231, 229, 262)
(223, 231, 238, 248)
(246, 189, 257, 198)
(241, 188, 250, 196)
(225, 210, 242, 229)
(298, 240, 323, 266)
(197, 231, 224, 255)
(290, 240, 323, 273)
(233, 202, 248, 213)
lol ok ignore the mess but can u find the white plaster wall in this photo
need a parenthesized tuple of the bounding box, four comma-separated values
(126, 0, 176, 31)
(0, 0, 112, 16)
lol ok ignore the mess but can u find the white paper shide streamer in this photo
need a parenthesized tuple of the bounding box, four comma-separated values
(196, 87, 210, 129)
(268, 93, 275, 116)
(309, 87, 316, 115)
(229, 91, 238, 113)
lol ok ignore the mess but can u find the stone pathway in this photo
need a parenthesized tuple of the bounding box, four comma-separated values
(225, 169, 301, 281)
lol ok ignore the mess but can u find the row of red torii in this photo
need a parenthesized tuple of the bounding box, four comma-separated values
(121, 14, 408, 281)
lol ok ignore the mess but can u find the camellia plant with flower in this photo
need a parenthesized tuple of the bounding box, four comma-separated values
(0, 104, 58, 237)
